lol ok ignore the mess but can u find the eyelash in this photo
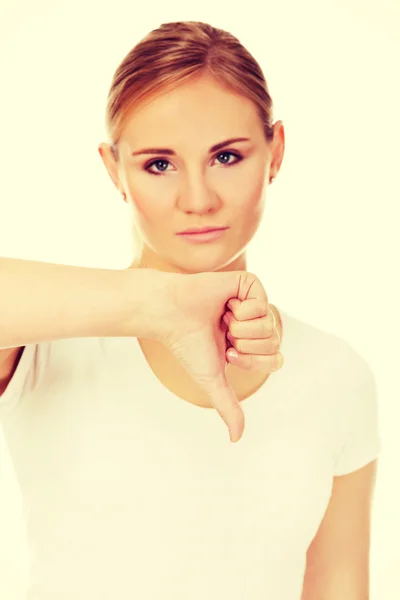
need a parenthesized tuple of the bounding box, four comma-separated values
(144, 151, 243, 175)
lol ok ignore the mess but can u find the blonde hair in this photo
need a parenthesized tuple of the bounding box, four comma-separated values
(105, 21, 274, 159)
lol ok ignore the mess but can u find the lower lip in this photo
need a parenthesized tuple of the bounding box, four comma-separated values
(177, 229, 228, 243)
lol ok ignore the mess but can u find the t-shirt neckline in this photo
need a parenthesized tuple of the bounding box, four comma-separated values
(131, 307, 288, 419)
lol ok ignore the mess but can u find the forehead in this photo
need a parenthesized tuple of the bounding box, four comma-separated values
(120, 74, 263, 146)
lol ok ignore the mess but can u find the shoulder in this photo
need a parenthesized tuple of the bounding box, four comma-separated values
(280, 307, 369, 362)
(278, 307, 367, 370)
(278, 307, 377, 414)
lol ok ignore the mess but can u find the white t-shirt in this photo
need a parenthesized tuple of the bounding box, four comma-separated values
(0, 308, 380, 600)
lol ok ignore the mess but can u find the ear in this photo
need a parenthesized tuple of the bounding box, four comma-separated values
(269, 120, 285, 180)
(98, 142, 124, 196)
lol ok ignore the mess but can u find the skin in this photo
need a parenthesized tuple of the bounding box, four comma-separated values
(100, 71, 285, 405)
(100, 72, 283, 275)
(99, 71, 376, 598)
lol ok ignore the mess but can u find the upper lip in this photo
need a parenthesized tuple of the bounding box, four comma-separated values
(177, 226, 228, 235)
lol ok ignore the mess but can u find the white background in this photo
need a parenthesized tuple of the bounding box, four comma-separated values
(0, 1, 399, 598)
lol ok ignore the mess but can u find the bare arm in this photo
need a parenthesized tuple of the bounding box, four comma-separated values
(0, 256, 155, 350)
(0, 259, 281, 440)
(301, 460, 377, 600)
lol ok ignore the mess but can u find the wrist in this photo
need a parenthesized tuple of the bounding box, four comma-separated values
(116, 267, 173, 340)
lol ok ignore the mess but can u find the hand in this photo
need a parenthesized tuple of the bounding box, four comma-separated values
(131, 269, 283, 443)
(222, 298, 283, 372)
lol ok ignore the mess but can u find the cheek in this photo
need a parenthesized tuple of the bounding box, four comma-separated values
(217, 162, 267, 216)
(126, 176, 175, 226)
(227, 170, 267, 240)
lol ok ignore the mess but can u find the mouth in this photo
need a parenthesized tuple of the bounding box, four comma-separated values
(177, 226, 229, 235)
(176, 226, 229, 244)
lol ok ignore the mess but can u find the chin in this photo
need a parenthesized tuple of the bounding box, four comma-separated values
(171, 250, 245, 274)
(139, 239, 247, 273)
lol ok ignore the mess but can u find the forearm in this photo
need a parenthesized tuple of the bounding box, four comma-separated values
(0, 257, 155, 349)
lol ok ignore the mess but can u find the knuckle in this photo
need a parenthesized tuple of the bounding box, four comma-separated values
(260, 300, 269, 315)
(263, 341, 279, 355)
(270, 358, 279, 372)
(263, 321, 275, 337)
(269, 308, 276, 327)
(272, 334, 281, 352)
(273, 353, 284, 370)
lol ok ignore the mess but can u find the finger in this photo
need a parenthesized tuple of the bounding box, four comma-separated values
(167, 327, 245, 443)
(227, 298, 269, 321)
(200, 372, 245, 443)
(223, 311, 275, 339)
(227, 348, 284, 372)
(226, 330, 281, 355)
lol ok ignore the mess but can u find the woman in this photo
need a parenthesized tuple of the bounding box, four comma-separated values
(0, 21, 379, 600)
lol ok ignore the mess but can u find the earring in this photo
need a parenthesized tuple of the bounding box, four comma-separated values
(269, 176, 275, 184)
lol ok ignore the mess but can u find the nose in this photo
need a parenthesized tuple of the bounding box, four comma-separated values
(177, 170, 221, 215)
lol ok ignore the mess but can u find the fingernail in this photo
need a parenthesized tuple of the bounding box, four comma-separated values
(227, 349, 239, 361)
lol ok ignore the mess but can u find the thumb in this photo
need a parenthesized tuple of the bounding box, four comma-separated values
(165, 326, 245, 442)
(199, 369, 245, 443)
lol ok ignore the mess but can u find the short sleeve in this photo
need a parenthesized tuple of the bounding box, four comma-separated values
(0, 344, 37, 414)
(333, 348, 381, 476)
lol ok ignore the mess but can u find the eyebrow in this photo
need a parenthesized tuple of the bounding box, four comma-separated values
(130, 137, 251, 157)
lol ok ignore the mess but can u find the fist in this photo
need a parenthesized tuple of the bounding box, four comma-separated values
(133, 268, 284, 443)
(222, 298, 283, 372)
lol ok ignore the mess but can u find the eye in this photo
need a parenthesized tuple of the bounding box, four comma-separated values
(214, 151, 243, 167)
(144, 151, 243, 175)
(145, 159, 172, 175)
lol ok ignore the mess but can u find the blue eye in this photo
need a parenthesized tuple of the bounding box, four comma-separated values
(145, 159, 171, 175)
(144, 151, 243, 175)
(215, 151, 242, 166)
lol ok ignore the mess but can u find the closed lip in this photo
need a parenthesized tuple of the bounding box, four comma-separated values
(177, 226, 229, 235)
